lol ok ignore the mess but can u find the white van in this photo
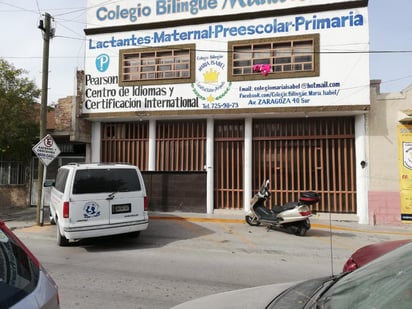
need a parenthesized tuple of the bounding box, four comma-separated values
(48, 163, 149, 246)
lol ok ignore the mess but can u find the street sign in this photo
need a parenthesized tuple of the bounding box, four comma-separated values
(32, 134, 61, 166)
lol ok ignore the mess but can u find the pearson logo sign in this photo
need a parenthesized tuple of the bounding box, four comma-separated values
(96, 54, 110, 72)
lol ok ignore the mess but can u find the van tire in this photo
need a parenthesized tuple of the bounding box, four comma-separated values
(56, 219, 69, 247)
(49, 213, 56, 225)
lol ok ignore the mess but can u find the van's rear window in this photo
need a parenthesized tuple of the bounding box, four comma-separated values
(72, 168, 141, 194)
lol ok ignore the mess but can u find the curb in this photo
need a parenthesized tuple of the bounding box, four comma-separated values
(4, 210, 412, 237)
(150, 215, 412, 237)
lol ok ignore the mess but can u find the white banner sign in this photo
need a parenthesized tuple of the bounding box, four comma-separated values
(84, 7, 369, 114)
(87, 0, 366, 28)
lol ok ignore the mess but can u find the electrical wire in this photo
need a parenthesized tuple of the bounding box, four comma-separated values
(1, 1, 412, 91)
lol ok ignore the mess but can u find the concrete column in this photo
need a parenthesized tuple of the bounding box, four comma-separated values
(91, 122, 101, 163)
(244, 118, 253, 212)
(148, 119, 156, 171)
(206, 118, 214, 214)
(355, 114, 369, 224)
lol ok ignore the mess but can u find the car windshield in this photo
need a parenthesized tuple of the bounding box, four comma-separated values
(314, 242, 412, 308)
(0, 227, 39, 308)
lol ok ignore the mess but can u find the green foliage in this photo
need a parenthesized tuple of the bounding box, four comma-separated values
(0, 59, 40, 161)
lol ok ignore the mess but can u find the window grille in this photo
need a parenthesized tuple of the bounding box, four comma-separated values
(0, 161, 26, 185)
(228, 34, 319, 81)
(119, 44, 195, 86)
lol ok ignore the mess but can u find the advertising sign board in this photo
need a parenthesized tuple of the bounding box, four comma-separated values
(87, 0, 367, 28)
(84, 6, 370, 114)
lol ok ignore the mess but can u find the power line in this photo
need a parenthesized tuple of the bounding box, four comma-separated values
(2, 48, 412, 59)
(0, 1, 38, 13)
(34, 0, 40, 14)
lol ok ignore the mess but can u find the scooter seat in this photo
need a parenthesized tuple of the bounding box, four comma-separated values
(271, 205, 284, 214)
(254, 205, 276, 220)
(272, 202, 298, 214)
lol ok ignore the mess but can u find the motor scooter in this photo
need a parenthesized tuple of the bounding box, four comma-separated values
(245, 180, 319, 236)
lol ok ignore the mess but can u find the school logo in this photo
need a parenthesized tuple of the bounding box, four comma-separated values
(192, 54, 231, 103)
(403, 142, 412, 170)
(83, 201, 101, 218)
(96, 54, 110, 72)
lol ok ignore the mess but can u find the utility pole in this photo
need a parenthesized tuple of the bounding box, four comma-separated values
(36, 13, 54, 226)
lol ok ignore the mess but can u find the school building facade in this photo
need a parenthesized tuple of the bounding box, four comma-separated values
(83, 0, 372, 222)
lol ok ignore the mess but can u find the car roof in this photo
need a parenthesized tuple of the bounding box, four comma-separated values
(60, 163, 138, 170)
(350, 239, 412, 265)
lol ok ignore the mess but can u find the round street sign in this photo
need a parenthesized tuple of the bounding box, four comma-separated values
(32, 134, 61, 166)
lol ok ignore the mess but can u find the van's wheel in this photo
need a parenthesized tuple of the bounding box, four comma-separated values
(245, 215, 261, 226)
(56, 219, 69, 247)
(49, 213, 56, 225)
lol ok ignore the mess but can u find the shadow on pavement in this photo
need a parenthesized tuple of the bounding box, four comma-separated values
(78, 215, 215, 252)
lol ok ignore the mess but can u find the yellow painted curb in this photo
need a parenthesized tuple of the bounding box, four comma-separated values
(150, 216, 412, 236)
(150, 215, 243, 224)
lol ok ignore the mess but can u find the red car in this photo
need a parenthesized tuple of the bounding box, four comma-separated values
(343, 239, 412, 272)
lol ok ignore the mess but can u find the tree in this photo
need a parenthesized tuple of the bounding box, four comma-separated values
(0, 59, 40, 161)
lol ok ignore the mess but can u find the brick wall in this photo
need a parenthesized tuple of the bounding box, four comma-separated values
(55, 96, 73, 131)
(0, 186, 30, 208)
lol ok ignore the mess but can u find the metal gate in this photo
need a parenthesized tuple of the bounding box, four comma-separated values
(101, 118, 356, 213)
(156, 120, 206, 171)
(252, 117, 356, 213)
(101, 122, 149, 169)
(214, 120, 245, 209)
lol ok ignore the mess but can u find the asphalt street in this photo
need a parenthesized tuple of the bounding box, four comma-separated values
(3, 206, 412, 308)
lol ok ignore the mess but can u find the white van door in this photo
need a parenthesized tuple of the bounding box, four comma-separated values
(68, 193, 111, 228)
(66, 168, 118, 229)
(109, 191, 147, 225)
(108, 168, 147, 225)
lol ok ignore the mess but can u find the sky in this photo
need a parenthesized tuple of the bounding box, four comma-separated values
(0, 0, 411, 105)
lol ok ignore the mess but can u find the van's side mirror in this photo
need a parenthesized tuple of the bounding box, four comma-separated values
(44, 180, 55, 187)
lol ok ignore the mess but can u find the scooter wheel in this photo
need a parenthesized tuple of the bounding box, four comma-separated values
(245, 215, 261, 226)
(296, 226, 308, 236)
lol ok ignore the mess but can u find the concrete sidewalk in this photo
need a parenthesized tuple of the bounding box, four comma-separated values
(152, 209, 412, 236)
(2, 206, 412, 236)
(1, 207, 40, 230)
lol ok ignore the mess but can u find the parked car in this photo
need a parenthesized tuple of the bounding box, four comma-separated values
(342, 239, 412, 272)
(47, 163, 149, 246)
(171, 242, 412, 309)
(0, 220, 60, 308)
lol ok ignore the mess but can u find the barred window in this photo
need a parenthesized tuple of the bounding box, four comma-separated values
(0, 162, 26, 185)
(228, 34, 319, 81)
(119, 44, 195, 86)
